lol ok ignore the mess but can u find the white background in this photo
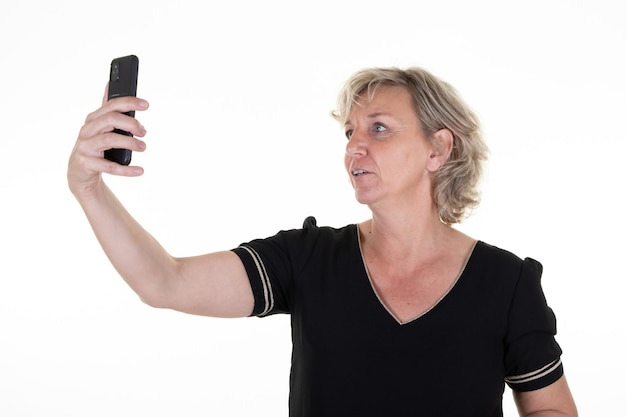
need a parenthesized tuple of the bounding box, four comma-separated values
(1, 1, 624, 415)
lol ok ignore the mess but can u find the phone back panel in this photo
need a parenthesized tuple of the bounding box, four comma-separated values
(108, 55, 138, 100)
(104, 55, 139, 166)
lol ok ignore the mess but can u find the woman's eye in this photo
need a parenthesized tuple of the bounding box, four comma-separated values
(373, 123, 387, 133)
(345, 130, 353, 139)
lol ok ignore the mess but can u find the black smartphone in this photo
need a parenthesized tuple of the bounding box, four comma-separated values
(104, 55, 139, 165)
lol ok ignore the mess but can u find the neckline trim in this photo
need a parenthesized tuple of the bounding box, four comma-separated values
(355, 224, 478, 325)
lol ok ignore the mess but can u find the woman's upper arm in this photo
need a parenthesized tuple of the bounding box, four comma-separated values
(513, 374, 578, 417)
(147, 250, 255, 318)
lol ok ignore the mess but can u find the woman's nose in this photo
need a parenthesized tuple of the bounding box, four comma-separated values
(345, 129, 367, 157)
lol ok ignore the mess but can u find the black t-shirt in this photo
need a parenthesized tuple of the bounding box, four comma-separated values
(232, 217, 563, 417)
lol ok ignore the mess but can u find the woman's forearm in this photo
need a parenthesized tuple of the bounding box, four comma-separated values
(74, 180, 178, 305)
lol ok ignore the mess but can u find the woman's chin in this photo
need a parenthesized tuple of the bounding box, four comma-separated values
(353, 191, 379, 207)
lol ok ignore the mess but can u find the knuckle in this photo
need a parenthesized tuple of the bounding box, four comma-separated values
(102, 111, 117, 126)
(73, 138, 88, 155)
(78, 124, 89, 139)
(106, 96, 131, 110)
(84, 110, 97, 123)
(102, 132, 117, 147)
(103, 160, 120, 175)
(104, 98, 117, 110)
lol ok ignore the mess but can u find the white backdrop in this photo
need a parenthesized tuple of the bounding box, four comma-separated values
(1, 1, 624, 415)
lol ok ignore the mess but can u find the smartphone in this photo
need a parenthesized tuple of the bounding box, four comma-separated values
(104, 55, 139, 165)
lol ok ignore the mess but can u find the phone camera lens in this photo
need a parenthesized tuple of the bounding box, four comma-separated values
(111, 62, 120, 81)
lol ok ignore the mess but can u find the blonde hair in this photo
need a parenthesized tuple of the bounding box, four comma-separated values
(331, 67, 489, 224)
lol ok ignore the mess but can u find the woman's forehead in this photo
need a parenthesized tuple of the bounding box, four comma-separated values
(346, 85, 415, 122)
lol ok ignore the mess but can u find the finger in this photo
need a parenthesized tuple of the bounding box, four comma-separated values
(80, 153, 145, 177)
(95, 131, 147, 157)
(81, 111, 147, 139)
(104, 96, 149, 114)
(101, 82, 109, 106)
(75, 131, 147, 163)
(100, 159, 145, 177)
(86, 96, 149, 123)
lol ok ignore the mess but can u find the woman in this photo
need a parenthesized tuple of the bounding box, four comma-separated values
(68, 66, 577, 416)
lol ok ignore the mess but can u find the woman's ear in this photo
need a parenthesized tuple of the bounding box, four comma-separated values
(427, 128, 454, 172)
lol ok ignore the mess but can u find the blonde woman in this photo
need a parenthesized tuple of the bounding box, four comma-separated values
(68, 66, 577, 416)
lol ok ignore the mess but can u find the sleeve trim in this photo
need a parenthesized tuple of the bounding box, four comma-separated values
(239, 245, 274, 316)
(505, 358, 562, 385)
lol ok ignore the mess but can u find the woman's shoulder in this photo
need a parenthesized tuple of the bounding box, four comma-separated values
(470, 240, 541, 277)
(474, 240, 524, 263)
(281, 216, 357, 237)
(258, 216, 357, 251)
(459, 242, 545, 304)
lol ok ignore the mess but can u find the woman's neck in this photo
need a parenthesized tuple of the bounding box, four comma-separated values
(359, 204, 467, 265)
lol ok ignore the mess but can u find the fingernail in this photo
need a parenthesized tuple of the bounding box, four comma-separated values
(137, 99, 149, 109)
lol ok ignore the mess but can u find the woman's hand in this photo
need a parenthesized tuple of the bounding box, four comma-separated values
(68, 85, 149, 198)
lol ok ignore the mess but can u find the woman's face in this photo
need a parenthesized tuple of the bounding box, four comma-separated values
(343, 85, 440, 210)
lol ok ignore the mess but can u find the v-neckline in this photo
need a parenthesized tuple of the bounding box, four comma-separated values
(356, 225, 478, 325)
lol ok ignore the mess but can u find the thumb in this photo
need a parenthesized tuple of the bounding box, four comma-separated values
(101, 82, 109, 106)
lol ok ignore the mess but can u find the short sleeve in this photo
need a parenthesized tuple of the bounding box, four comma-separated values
(231, 216, 320, 317)
(504, 257, 564, 391)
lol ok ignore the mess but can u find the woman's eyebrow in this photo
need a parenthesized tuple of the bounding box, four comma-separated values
(346, 112, 392, 124)
(368, 112, 390, 118)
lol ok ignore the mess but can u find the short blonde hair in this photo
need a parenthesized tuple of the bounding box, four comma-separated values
(331, 67, 489, 224)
